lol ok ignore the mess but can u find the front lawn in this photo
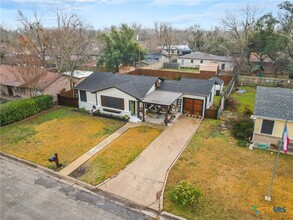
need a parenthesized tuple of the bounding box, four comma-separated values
(231, 86, 256, 113)
(75, 126, 162, 185)
(0, 107, 125, 168)
(163, 119, 293, 219)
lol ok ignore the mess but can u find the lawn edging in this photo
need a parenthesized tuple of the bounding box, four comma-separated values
(0, 152, 184, 220)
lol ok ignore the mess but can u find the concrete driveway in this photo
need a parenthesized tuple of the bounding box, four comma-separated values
(99, 116, 201, 211)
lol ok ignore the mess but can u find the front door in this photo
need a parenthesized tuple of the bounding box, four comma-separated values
(129, 101, 136, 115)
(7, 86, 13, 96)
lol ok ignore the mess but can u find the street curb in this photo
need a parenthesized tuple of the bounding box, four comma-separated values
(0, 152, 185, 220)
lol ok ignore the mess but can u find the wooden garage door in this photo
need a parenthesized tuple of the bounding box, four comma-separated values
(183, 98, 203, 116)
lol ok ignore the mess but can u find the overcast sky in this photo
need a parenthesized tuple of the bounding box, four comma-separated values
(0, 0, 284, 30)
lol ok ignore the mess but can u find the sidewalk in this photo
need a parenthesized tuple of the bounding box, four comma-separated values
(59, 122, 137, 176)
(99, 116, 201, 211)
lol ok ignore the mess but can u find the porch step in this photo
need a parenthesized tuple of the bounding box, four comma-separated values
(129, 116, 141, 123)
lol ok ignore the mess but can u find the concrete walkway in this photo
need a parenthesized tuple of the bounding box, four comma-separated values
(99, 116, 201, 211)
(59, 122, 138, 176)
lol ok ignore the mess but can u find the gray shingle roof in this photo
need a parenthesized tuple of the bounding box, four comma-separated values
(159, 79, 214, 97)
(254, 86, 293, 121)
(74, 72, 158, 99)
(179, 51, 233, 62)
(209, 77, 224, 85)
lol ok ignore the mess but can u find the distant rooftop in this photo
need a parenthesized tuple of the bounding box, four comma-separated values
(179, 51, 233, 62)
(63, 70, 93, 79)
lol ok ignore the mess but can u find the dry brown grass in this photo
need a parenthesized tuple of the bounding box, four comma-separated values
(0, 107, 124, 168)
(164, 119, 293, 219)
(79, 126, 162, 185)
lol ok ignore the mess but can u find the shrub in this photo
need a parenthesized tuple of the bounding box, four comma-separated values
(243, 106, 253, 116)
(224, 97, 238, 111)
(0, 95, 53, 126)
(169, 181, 203, 207)
(230, 117, 254, 141)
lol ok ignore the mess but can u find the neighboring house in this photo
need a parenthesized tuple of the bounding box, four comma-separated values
(209, 77, 224, 95)
(160, 45, 192, 56)
(178, 51, 234, 72)
(252, 86, 293, 153)
(0, 64, 70, 101)
(249, 53, 274, 74)
(199, 63, 219, 75)
(74, 72, 215, 124)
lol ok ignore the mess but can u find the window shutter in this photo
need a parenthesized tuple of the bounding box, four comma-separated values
(101, 95, 105, 106)
(120, 99, 124, 110)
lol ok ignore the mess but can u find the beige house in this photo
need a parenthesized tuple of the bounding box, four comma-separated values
(0, 64, 70, 101)
(252, 86, 293, 153)
(178, 52, 234, 72)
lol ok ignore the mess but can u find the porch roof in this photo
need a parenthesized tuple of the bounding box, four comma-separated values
(143, 90, 182, 106)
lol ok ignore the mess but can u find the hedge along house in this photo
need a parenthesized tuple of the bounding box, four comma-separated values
(75, 72, 215, 125)
(252, 86, 293, 153)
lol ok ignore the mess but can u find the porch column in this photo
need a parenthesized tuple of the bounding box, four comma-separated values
(137, 101, 140, 118)
(164, 105, 168, 126)
(142, 102, 145, 122)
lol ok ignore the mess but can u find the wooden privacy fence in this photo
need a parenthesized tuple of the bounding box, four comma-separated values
(57, 90, 79, 108)
(205, 108, 218, 119)
(128, 69, 232, 85)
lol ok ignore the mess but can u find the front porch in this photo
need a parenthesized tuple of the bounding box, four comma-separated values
(141, 90, 183, 126)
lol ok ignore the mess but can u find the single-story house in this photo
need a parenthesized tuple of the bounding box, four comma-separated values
(178, 51, 234, 72)
(252, 86, 293, 153)
(249, 53, 274, 74)
(160, 45, 192, 56)
(74, 72, 215, 124)
(199, 63, 219, 75)
(209, 77, 224, 95)
(0, 64, 70, 101)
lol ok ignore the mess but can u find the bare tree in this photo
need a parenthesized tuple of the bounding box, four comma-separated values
(154, 22, 177, 59)
(185, 24, 205, 51)
(50, 10, 95, 90)
(13, 54, 46, 97)
(222, 4, 258, 74)
(17, 10, 51, 68)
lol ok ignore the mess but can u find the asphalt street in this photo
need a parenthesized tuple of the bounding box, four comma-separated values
(0, 158, 150, 220)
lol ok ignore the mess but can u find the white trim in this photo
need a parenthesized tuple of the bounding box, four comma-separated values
(253, 115, 293, 123)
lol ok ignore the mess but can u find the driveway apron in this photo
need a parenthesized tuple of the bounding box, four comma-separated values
(99, 116, 201, 210)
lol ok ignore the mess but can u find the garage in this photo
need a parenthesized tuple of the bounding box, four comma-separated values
(183, 98, 204, 116)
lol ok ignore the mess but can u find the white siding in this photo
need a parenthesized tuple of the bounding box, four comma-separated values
(146, 84, 156, 95)
(178, 58, 233, 71)
(78, 87, 137, 117)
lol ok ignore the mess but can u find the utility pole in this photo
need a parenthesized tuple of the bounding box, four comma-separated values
(137, 33, 140, 69)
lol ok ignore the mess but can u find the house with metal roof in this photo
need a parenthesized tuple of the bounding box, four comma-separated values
(75, 72, 215, 125)
(178, 51, 234, 72)
(252, 86, 293, 153)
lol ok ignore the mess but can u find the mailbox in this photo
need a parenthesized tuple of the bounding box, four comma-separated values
(48, 154, 57, 162)
(48, 153, 61, 168)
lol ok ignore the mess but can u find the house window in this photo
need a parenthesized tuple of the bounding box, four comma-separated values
(80, 90, 87, 102)
(209, 92, 212, 102)
(16, 87, 24, 93)
(191, 60, 194, 63)
(200, 60, 203, 64)
(181, 59, 184, 65)
(221, 63, 225, 70)
(101, 95, 124, 110)
(260, 119, 275, 135)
